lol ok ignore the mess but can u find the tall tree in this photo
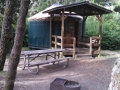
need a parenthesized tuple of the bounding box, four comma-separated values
(3, 0, 30, 90)
(0, 0, 16, 71)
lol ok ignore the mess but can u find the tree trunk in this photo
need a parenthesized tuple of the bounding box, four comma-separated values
(4, 0, 30, 90)
(108, 58, 120, 90)
(0, 0, 16, 71)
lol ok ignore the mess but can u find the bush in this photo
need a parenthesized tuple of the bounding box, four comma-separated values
(86, 12, 120, 50)
(0, 15, 3, 35)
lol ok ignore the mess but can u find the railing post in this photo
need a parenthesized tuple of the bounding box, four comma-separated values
(90, 37, 92, 54)
(96, 15, 102, 56)
(55, 36, 57, 48)
(61, 10, 64, 49)
(72, 37, 76, 59)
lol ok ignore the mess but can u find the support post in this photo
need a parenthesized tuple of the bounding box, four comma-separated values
(90, 37, 92, 54)
(50, 14, 53, 48)
(55, 36, 57, 48)
(96, 15, 102, 56)
(77, 21, 81, 47)
(61, 10, 64, 49)
(73, 37, 76, 59)
(81, 16, 87, 41)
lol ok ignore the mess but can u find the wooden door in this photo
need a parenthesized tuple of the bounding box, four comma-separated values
(64, 20, 74, 44)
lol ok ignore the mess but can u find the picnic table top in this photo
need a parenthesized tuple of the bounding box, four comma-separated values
(21, 49, 64, 55)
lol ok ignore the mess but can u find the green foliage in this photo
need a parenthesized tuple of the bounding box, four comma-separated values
(102, 12, 120, 50)
(0, 14, 3, 35)
(94, 0, 117, 6)
(114, 5, 120, 12)
(28, 0, 48, 16)
(23, 21, 28, 46)
(86, 12, 120, 50)
(86, 16, 99, 36)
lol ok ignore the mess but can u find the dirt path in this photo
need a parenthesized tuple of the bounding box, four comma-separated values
(0, 55, 118, 90)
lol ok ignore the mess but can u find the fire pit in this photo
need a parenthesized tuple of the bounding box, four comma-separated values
(50, 78, 81, 90)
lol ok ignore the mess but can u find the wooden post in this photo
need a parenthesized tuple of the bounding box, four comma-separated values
(77, 21, 81, 47)
(60, 11, 70, 49)
(73, 37, 76, 59)
(61, 10, 64, 49)
(96, 15, 102, 56)
(55, 36, 57, 48)
(81, 16, 87, 41)
(50, 14, 53, 48)
(89, 37, 92, 54)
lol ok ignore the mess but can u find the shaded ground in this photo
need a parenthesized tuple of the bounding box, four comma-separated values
(0, 51, 119, 90)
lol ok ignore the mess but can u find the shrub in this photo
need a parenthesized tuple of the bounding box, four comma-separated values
(86, 12, 120, 50)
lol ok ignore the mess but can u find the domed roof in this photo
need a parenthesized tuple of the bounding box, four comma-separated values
(28, 3, 82, 21)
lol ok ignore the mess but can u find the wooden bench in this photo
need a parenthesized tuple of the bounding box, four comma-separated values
(28, 57, 72, 74)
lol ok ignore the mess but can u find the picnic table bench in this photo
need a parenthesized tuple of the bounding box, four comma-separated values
(20, 49, 72, 74)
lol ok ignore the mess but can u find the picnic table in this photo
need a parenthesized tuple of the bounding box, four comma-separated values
(20, 49, 72, 74)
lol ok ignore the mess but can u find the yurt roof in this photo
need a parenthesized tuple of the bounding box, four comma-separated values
(28, 3, 82, 21)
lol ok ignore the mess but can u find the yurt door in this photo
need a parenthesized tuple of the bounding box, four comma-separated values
(64, 20, 74, 45)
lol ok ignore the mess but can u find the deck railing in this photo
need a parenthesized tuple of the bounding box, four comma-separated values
(52, 35, 76, 58)
(78, 36, 101, 55)
(52, 35, 62, 48)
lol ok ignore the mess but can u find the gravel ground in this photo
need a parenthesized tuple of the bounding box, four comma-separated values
(0, 55, 118, 90)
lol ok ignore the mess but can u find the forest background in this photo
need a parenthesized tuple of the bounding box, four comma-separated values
(0, 0, 120, 50)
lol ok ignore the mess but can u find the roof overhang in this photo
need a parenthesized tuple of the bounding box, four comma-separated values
(43, 1, 112, 16)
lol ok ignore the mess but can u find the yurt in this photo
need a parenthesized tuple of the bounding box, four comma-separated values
(28, 3, 82, 49)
